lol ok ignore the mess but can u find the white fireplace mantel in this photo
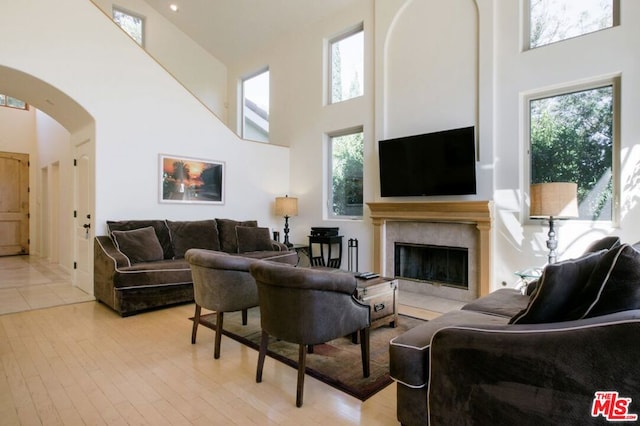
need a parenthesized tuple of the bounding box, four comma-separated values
(367, 201, 493, 297)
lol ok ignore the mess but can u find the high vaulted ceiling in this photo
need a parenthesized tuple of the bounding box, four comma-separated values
(143, 0, 360, 65)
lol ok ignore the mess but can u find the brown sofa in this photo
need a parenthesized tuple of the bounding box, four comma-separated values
(94, 218, 297, 316)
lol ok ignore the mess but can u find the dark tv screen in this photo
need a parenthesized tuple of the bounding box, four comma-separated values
(378, 126, 477, 197)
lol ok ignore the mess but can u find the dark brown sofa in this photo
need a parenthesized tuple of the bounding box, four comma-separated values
(390, 236, 640, 425)
(94, 218, 297, 316)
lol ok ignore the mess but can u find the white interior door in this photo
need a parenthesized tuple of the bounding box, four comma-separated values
(74, 140, 94, 293)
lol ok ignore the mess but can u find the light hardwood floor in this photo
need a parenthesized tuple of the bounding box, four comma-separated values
(0, 255, 444, 425)
(0, 256, 94, 315)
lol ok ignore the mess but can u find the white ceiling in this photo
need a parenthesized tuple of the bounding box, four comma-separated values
(142, 0, 360, 65)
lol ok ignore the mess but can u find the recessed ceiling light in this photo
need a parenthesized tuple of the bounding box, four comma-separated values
(169, 4, 178, 12)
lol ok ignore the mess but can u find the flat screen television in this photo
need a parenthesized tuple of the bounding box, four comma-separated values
(378, 126, 477, 197)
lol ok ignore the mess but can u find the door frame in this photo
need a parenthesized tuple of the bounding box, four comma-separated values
(73, 138, 95, 293)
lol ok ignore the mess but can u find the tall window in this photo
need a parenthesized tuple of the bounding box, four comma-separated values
(329, 25, 364, 104)
(529, 81, 617, 221)
(0, 94, 27, 110)
(329, 129, 364, 218)
(113, 7, 145, 46)
(528, 0, 619, 49)
(242, 69, 269, 142)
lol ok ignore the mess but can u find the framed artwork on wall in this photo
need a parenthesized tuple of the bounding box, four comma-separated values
(159, 154, 225, 204)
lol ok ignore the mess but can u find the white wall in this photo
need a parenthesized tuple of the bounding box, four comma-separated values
(0, 107, 36, 153)
(377, 0, 640, 289)
(1, 0, 291, 285)
(0, 105, 70, 262)
(5, 0, 637, 293)
(383, 0, 477, 139)
(225, 0, 640, 291)
(492, 0, 640, 287)
(226, 0, 488, 273)
(379, 0, 493, 201)
(92, 0, 229, 121)
(227, 0, 376, 270)
(35, 111, 73, 267)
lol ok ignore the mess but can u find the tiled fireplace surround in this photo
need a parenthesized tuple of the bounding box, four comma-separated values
(367, 201, 492, 301)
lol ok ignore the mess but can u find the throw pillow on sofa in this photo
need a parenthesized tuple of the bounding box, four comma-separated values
(509, 249, 606, 324)
(107, 220, 174, 259)
(167, 220, 221, 258)
(565, 244, 640, 320)
(111, 226, 164, 264)
(216, 218, 258, 253)
(525, 236, 622, 298)
(236, 226, 273, 252)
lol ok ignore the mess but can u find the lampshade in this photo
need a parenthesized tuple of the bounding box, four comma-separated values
(275, 195, 298, 217)
(530, 182, 579, 219)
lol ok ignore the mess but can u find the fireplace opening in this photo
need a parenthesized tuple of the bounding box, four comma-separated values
(394, 242, 469, 289)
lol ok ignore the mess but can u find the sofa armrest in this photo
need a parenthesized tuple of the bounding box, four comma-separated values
(94, 236, 130, 309)
(95, 235, 130, 268)
(271, 240, 288, 251)
(428, 311, 640, 425)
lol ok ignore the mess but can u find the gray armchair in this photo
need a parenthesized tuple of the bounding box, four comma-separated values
(249, 261, 371, 407)
(185, 249, 259, 359)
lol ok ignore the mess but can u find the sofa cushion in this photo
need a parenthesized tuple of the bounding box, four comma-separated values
(111, 226, 164, 264)
(509, 250, 606, 324)
(461, 289, 530, 318)
(389, 310, 509, 388)
(236, 226, 273, 252)
(108, 220, 174, 259)
(216, 218, 257, 253)
(167, 220, 220, 258)
(112, 259, 192, 288)
(566, 244, 640, 319)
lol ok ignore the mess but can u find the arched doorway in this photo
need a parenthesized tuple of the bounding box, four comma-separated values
(0, 65, 95, 293)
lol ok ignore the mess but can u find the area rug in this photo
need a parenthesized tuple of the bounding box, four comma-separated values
(192, 307, 426, 401)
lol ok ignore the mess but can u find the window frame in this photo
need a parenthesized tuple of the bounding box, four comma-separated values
(240, 67, 270, 143)
(522, 76, 620, 226)
(0, 94, 28, 110)
(327, 23, 364, 105)
(326, 126, 365, 220)
(112, 6, 145, 47)
(524, 0, 620, 51)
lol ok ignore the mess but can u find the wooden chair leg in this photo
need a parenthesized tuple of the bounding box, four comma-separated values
(256, 330, 269, 383)
(360, 327, 370, 378)
(214, 311, 224, 359)
(191, 304, 201, 344)
(242, 308, 248, 325)
(296, 343, 306, 407)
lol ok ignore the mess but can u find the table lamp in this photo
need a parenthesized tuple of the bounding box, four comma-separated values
(275, 195, 298, 248)
(530, 182, 579, 264)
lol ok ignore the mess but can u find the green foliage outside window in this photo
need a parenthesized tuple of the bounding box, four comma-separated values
(331, 132, 364, 217)
(530, 0, 616, 49)
(530, 86, 613, 220)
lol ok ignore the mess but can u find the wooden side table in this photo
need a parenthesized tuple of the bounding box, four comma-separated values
(308, 235, 343, 268)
